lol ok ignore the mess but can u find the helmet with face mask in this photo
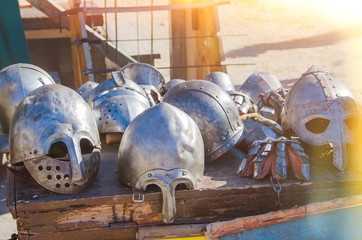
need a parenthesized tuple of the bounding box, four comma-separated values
(239, 72, 286, 122)
(281, 66, 360, 171)
(9, 84, 101, 194)
(121, 62, 166, 95)
(164, 80, 244, 162)
(0, 63, 55, 135)
(118, 102, 204, 223)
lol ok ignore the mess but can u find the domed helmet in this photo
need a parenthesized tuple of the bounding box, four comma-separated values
(76, 81, 99, 101)
(121, 62, 166, 95)
(0, 63, 55, 135)
(163, 80, 244, 162)
(93, 95, 150, 134)
(9, 84, 101, 194)
(139, 84, 162, 106)
(239, 72, 286, 121)
(239, 72, 283, 107)
(204, 72, 257, 115)
(205, 71, 235, 92)
(281, 66, 360, 171)
(165, 79, 185, 92)
(87, 72, 148, 109)
(87, 72, 151, 134)
(118, 103, 204, 223)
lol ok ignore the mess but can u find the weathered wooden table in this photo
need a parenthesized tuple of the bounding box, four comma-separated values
(6, 141, 362, 240)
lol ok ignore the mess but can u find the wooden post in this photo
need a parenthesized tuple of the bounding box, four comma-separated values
(68, 0, 94, 89)
(170, 0, 224, 80)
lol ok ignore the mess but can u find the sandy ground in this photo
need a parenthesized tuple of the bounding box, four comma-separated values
(2, 0, 362, 238)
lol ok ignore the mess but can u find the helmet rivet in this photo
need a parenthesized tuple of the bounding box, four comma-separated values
(165, 174, 170, 178)
(182, 171, 186, 176)
(198, 179, 201, 182)
(148, 173, 152, 177)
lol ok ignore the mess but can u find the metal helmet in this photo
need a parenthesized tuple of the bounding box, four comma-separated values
(239, 71, 283, 107)
(76, 81, 99, 101)
(139, 84, 162, 106)
(93, 94, 150, 134)
(87, 72, 148, 109)
(281, 66, 360, 171)
(87, 73, 151, 134)
(165, 79, 186, 92)
(0, 63, 55, 134)
(121, 62, 166, 95)
(118, 102, 204, 223)
(163, 80, 244, 162)
(205, 71, 235, 92)
(9, 84, 101, 194)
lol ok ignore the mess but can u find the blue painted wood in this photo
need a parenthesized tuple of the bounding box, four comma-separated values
(221, 205, 362, 240)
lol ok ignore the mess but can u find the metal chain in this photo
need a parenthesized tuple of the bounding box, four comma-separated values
(270, 176, 283, 208)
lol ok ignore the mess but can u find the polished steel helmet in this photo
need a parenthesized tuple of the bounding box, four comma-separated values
(87, 72, 148, 109)
(139, 84, 162, 106)
(239, 71, 283, 107)
(87, 73, 150, 134)
(121, 62, 166, 95)
(9, 84, 101, 194)
(165, 79, 186, 92)
(118, 102, 204, 223)
(76, 81, 99, 101)
(205, 71, 235, 92)
(0, 63, 55, 134)
(281, 66, 360, 171)
(93, 94, 150, 134)
(164, 80, 244, 162)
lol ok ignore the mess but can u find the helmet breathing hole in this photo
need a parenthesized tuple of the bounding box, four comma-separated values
(80, 138, 94, 155)
(65, 183, 70, 188)
(38, 166, 43, 171)
(46, 166, 51, 171)
(56, 166, 60, 171)
(64, 174, 69, 179)
(56, 184, 61, 188)
(305, 118, 330, 134)
(47, 175, 52, 180)
(56, 175, 61, 180)
(48, 141, 69, 160)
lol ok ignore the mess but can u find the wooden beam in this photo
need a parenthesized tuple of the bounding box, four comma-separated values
(170, 0, 224, 80)
(27, 0, 137, 68)
(68, 0, 94, 89)
(25, 29, 70, 39)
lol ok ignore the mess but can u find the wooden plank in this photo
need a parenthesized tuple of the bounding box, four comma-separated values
(25, 29, 70, 39)
(22, 16, 103, 31)
(6, 166, 16, 218)
(170, 0, 224, 80)
(68, 0, 94, 89)
(170, 0, 187, 80)
(206, 195, 362, 240)
(27, 0, 137, 68)
(9, 139, 362, 239)
(22, 226, 137, 240)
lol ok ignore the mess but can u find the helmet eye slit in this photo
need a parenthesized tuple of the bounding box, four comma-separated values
(305, 118, 330, 134)
(80, 138, 94, 156)
(345, 117, 359, 130)
(48, 141, 69, 160)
